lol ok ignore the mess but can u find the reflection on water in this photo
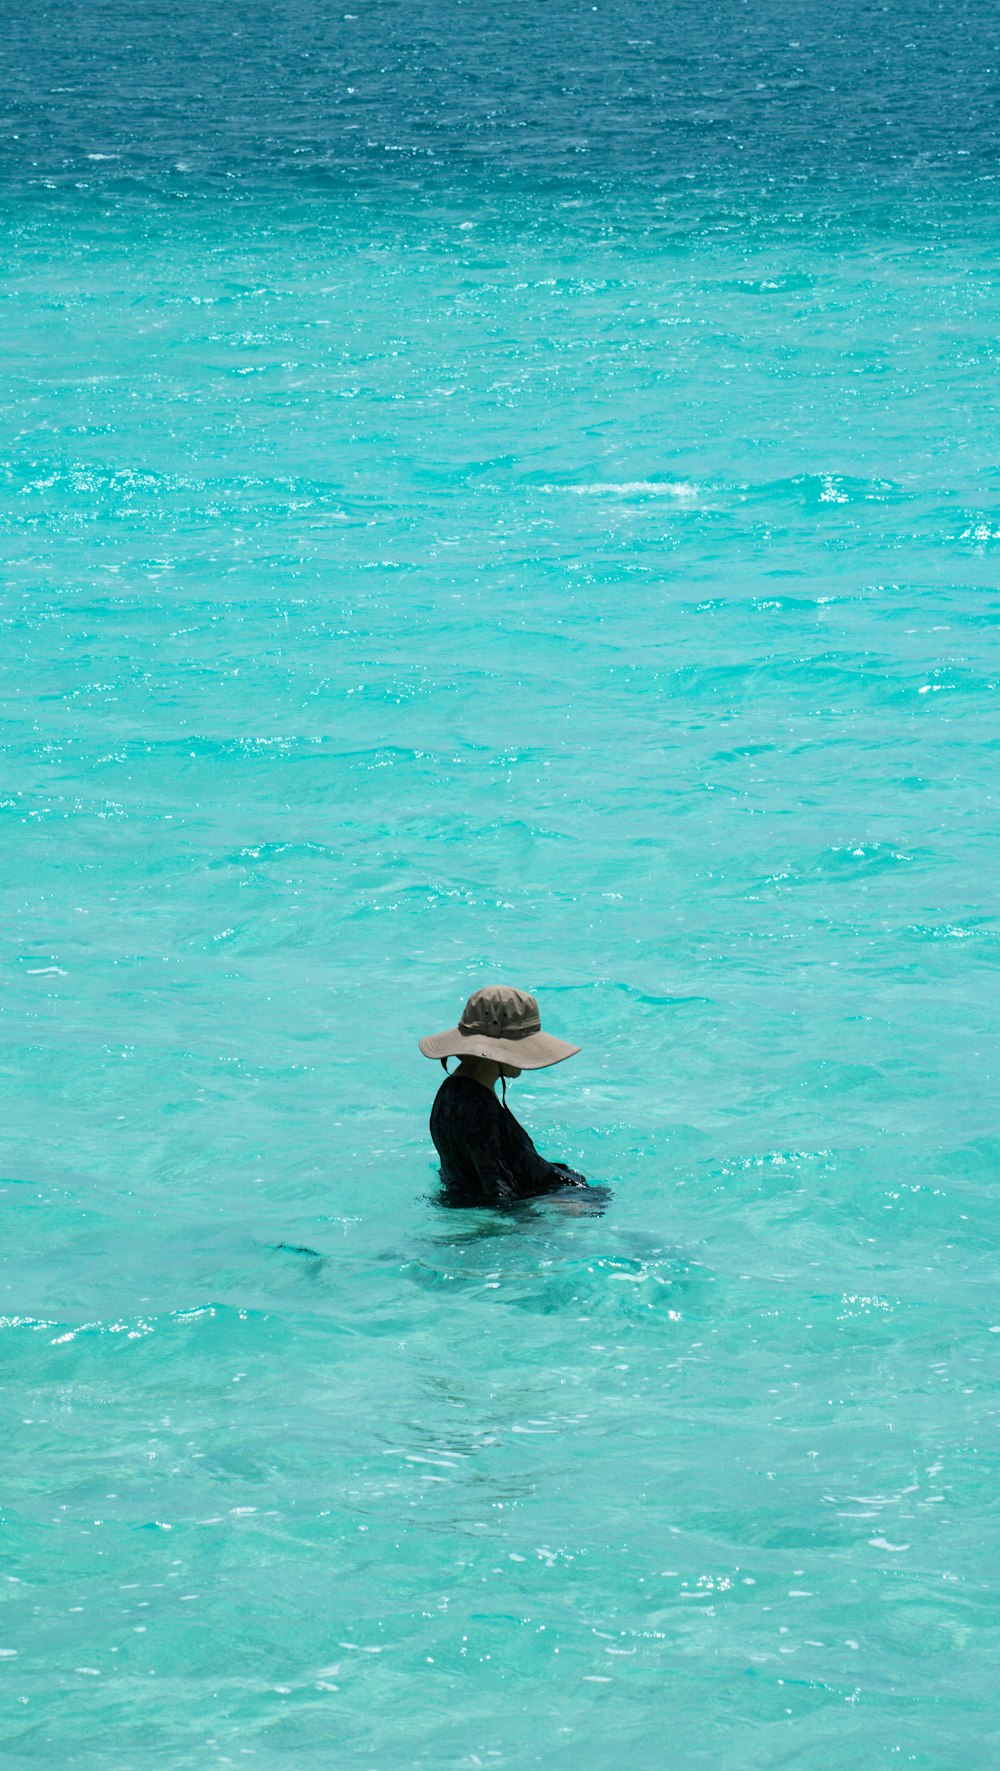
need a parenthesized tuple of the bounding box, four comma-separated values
(402, 1210, 714, 1326)
(433, 1180, 614, 1219)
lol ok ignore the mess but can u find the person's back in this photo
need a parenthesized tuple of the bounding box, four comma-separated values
(430, 1067, 586, 1206)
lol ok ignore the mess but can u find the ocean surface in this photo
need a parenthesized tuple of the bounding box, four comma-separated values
(2, 3, 999, 1766)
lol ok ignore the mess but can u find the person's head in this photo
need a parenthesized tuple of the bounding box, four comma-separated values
(418, 985, 579, 1075)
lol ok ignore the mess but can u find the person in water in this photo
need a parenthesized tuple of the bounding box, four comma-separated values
(419, 984, 589, 1206)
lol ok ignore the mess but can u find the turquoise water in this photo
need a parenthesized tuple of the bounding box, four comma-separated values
(3, 9, 1000, 1762)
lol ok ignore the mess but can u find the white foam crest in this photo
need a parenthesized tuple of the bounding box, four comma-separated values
(549, 480, 699, 498)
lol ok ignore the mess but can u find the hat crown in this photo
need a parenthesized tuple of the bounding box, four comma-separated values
(459, 985, 541, 1041)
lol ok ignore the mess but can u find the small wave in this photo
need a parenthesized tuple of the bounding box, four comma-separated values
(548, 480, 699, 498)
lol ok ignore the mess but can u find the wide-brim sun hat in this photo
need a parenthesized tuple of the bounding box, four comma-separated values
(419, 984, 580, 1070)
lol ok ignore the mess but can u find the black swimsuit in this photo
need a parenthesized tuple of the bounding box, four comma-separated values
(429, 1072, 588, 1206)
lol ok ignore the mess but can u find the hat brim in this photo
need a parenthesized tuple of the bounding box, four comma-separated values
(418, 1026, 580, 1069)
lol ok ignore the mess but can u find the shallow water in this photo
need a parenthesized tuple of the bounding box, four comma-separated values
(3, 6, 1000, 1766)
